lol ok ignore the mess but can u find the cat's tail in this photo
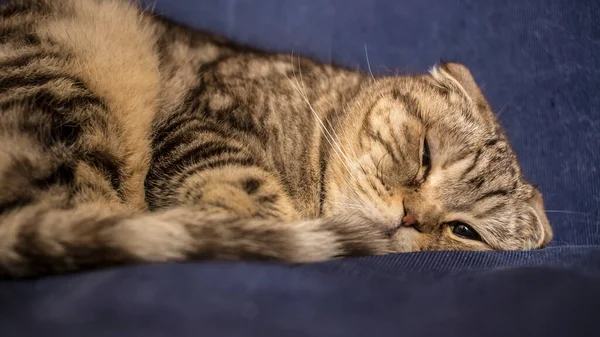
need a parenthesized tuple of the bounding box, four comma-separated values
(0, 202, 391, 278)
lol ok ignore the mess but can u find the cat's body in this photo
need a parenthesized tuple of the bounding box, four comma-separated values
(0, 0, 552, 278)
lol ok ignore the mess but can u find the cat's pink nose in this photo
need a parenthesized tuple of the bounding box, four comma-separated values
(400, 212, 418, 227)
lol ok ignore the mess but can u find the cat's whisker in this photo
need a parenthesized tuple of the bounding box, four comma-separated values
(329, 203, 366, 211)
(375, 153, 388, 182)
(292, 56, 360, 185)
(325, 104, 361, 164)
(322, 111, 356, 162)
(494, 100, 511, 119)
(323, 116, 367, 177)
(494, 89, 525, 119)
(315, 110, 360, 194)
(280, 58, 356, 184)
(364, 43, 377, 83)
(545, 210, 589, 215)
(330, 199, 370, 212)
(317, 99, 370, 199)
(329, 201, 365, 207)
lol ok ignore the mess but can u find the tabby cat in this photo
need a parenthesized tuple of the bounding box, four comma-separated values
(0, 0, 552, 278)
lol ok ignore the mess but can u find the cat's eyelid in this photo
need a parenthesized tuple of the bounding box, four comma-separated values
(442, 216, 490, 246)
(445, 225, 489, 246)
(418, 135, 432, 182)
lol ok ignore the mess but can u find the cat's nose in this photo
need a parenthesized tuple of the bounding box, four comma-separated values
(400, 212, 418, 227)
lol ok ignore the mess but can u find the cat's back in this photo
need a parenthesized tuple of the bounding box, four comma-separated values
(0, 0, 162, 209)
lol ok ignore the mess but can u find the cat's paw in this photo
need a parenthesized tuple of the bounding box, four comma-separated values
(180, 168, 299, 221)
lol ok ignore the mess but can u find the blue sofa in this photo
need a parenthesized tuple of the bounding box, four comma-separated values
(1, 1, 599, 336)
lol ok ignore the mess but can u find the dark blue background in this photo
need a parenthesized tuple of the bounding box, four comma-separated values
(1, 1, 599, 336)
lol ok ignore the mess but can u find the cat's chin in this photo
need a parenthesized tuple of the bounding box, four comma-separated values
(391, 227, 421, 252)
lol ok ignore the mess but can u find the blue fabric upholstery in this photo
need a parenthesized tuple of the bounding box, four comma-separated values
(1, 0, 598, 336)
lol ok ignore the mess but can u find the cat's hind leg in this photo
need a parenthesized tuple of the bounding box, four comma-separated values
(0, 0, 160, 277)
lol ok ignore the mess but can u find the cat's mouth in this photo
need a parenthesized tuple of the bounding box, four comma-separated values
(387, 226, 421, 252)
(385, 222, 420, 239)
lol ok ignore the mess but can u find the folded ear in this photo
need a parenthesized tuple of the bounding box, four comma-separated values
(437, 62, 490, 110)
(527, 189, 553, 249)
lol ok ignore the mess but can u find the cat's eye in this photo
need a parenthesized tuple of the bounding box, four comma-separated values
(421, 137, 431, 177)
(448, 221, 481, 241)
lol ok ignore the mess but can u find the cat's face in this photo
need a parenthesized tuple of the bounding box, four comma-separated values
(323, 63, 552, 252)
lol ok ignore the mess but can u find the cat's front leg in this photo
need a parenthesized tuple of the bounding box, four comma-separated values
(176, 166, 300, 223)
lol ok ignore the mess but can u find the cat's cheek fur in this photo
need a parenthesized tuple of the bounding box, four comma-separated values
(391, 228, 421, 252)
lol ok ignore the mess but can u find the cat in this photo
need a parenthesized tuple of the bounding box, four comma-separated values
(0, 0, 552, 278)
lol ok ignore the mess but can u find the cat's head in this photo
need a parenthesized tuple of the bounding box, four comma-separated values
(323, 62, 552, 251)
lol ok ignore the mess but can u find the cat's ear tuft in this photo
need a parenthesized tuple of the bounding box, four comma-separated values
(527, 188, 553, 249)
(436, 62, 489, 110)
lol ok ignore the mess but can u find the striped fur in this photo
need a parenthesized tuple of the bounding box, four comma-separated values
(0, 0, 552, 278)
